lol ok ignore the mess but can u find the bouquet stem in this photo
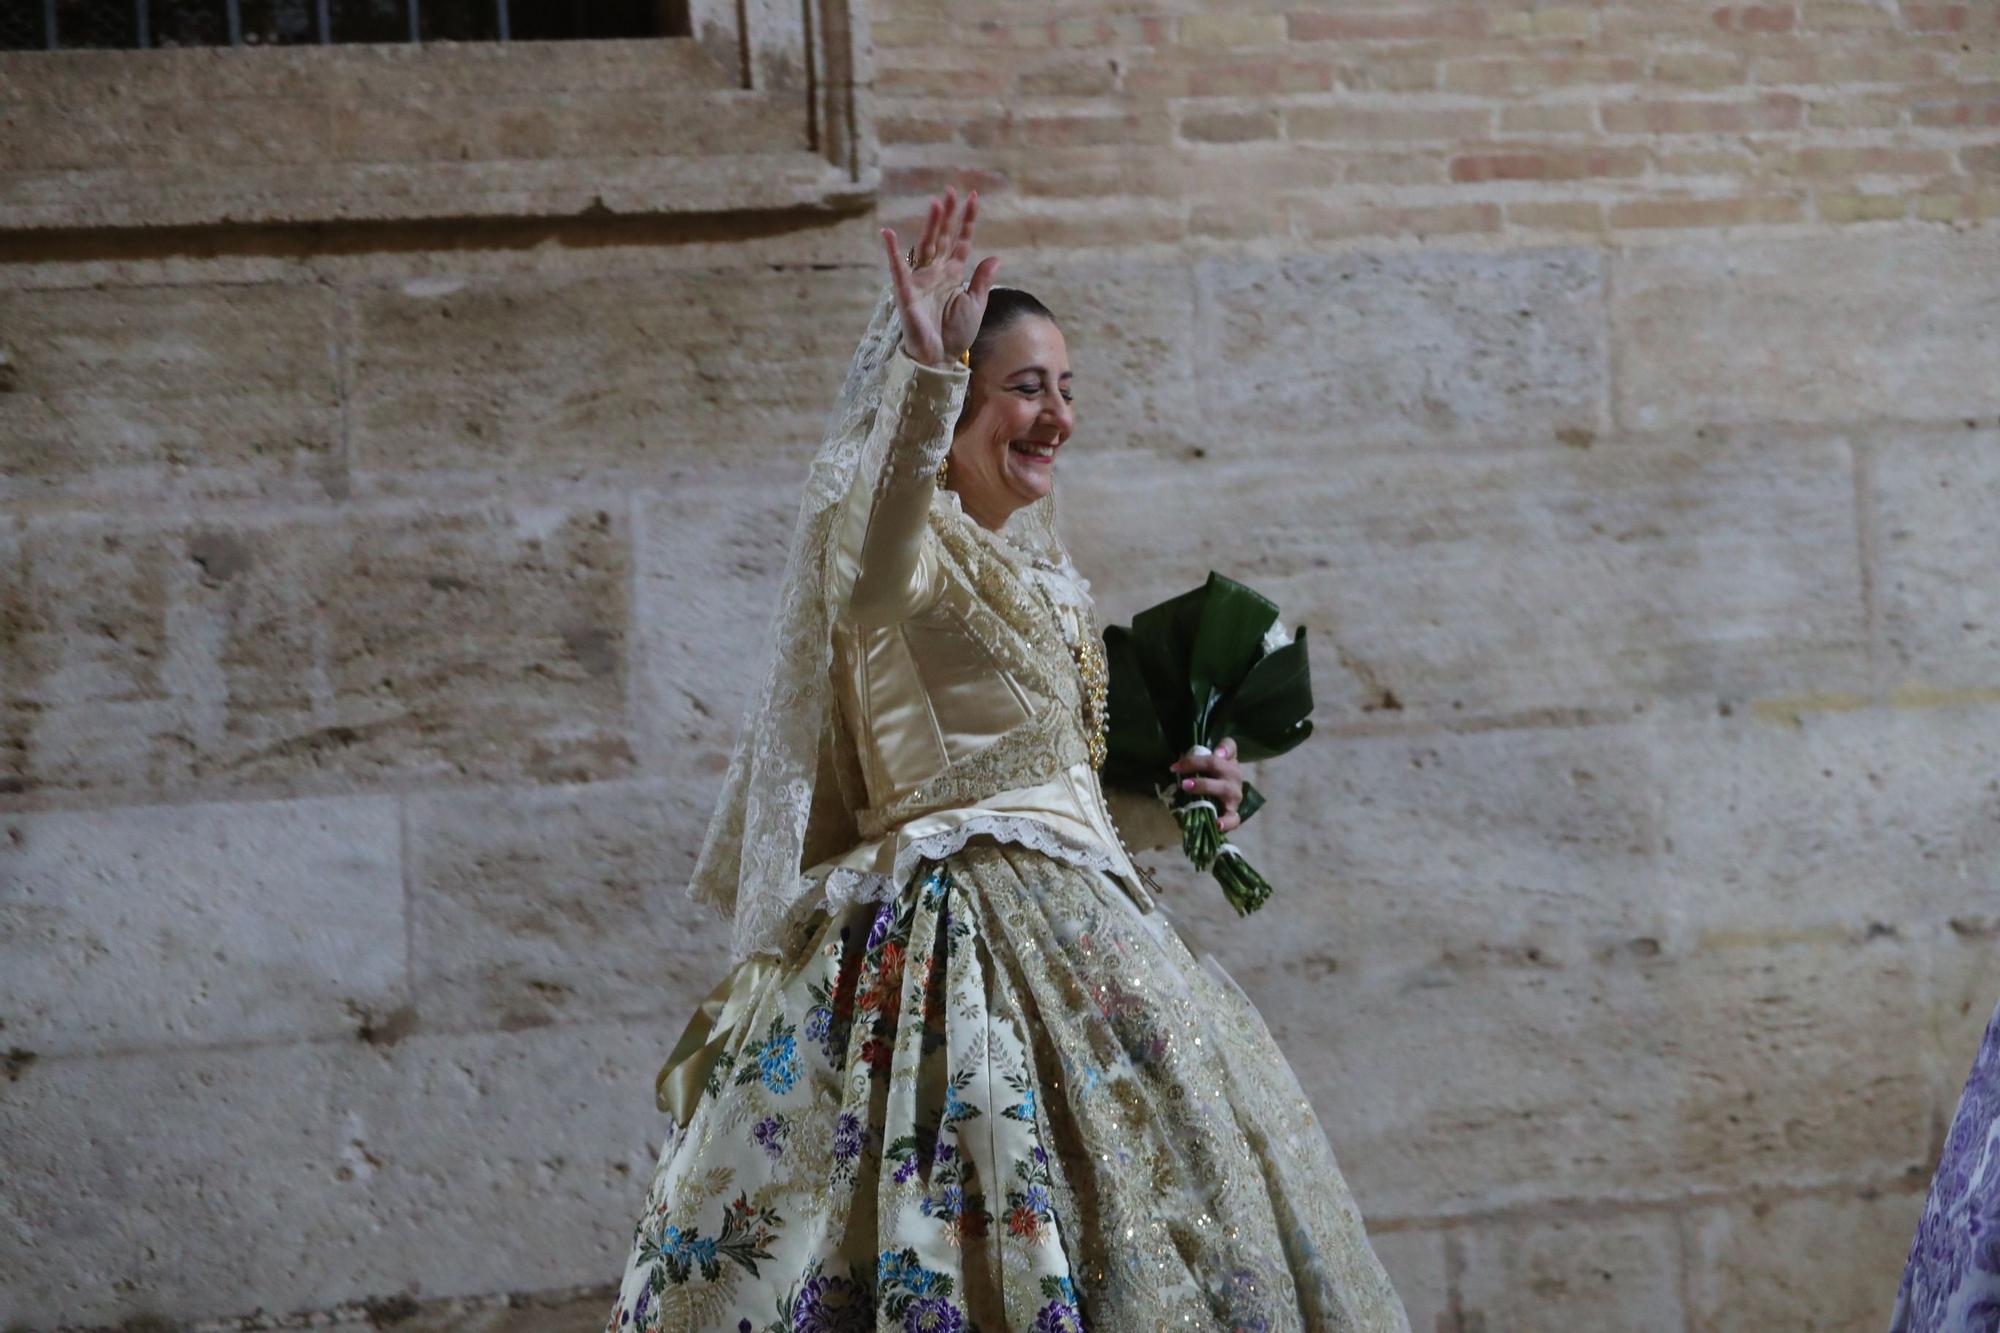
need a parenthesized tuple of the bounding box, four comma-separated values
(1212, 845, 1274, 917)
(1174, 800, 1222, 871)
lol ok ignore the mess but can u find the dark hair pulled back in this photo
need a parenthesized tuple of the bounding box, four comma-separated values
(967, 288, 1057, 370)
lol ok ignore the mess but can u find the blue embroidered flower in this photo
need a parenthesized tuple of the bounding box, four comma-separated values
(759, 1032, 799, 1095)
(878, 1249, 923, 1290)
(920, 1184, 964, 1219)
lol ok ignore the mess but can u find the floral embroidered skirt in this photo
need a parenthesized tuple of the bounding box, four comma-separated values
(1891, 997, 2000, 1332)
(605, 839, 1409, 1333)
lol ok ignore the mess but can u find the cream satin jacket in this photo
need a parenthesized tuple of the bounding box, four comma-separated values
(803, 347, 1178, 911)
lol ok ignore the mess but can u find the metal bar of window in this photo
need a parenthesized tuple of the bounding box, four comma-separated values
(135, 0, 149, 48)
(42, 0, 57, 50)
(226, 0, 242, 46)
(317, 0, 331, 44)
(408, 0, 420, 43)
(496, 0, 509, 42)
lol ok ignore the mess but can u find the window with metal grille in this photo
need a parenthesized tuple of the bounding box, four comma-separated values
(0, 0, 691, 49)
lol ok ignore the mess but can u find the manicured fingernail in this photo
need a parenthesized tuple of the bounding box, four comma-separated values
(1181, 778, 1195, 790)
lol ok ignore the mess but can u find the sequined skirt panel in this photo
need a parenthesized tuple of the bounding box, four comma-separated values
(605, 841, 1409, 1333)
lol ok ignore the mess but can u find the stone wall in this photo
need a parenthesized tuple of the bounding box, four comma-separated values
(3, 1, 1997, 1329)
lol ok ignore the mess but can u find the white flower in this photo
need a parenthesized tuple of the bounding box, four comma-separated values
(1260, 618, 1292, 655)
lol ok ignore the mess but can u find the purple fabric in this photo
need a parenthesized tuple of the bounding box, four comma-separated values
(1893, 998, 2000, 1332)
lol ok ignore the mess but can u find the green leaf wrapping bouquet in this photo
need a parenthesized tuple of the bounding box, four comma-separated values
(1100, 572, 1315, 916)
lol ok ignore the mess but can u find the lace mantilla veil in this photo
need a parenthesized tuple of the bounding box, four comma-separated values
(687, 282, 1076, 963)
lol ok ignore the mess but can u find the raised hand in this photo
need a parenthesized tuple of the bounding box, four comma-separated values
(880, 187, 1004, 369)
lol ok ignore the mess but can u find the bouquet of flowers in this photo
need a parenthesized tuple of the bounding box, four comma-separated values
(1101, 572, 1315, 916)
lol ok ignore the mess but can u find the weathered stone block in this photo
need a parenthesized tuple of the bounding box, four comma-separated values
(1875, 427, 2000, 689)
(1251, 940, 1929, 1217)
(0, 795, 402, 1054)
(1063, 431, 1867, 721)
(1924, 928, 2000, 1113)
(1364, 1228, 1450, 1333)
(1685, 1189, 1925, 1332)
(332, 1021, 668, 1306)
(4, 504, 633, 799)
(632, 473, 805, 778)
(1457, 1211, 1684, 1330)
(1193, 248, 1608, 451)
(1610, 234, 2000, 431)
(0, 1041, 355, 1324)
(348, 267, 881, 489)
(1013, 257, 1204, 458)
(322, 1287, 617, 1331)
(1651, 700, 2000, 942)
(328, 91, 803, 165)
(408, 778, 732, 1034)
(1160, 718, 1666, 981)
(0, 1021, 665, 1325)
(0, 282, 341, 502)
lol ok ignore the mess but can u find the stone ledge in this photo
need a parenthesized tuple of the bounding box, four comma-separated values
(0, 11, 877, 233)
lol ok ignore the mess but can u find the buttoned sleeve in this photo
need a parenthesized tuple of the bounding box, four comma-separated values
(827, 347, 971, 625)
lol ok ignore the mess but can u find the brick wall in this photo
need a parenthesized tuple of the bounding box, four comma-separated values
(2, 1, 1997, 1329)
(872, 0, 1999, 244)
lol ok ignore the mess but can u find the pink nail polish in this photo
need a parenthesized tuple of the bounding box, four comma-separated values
(1181, 778, 1195, 790)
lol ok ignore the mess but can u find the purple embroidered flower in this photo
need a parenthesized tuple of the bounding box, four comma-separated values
(791, 1272, 871, 1333)
(1032, 1143, 1048, 1165)
(753, 1115, 787, 1160)
(894, 1154, 920, 1184)
(832, 1111, 864, 1163)
(902, 1297, 963, 1333)
(1032, 1300, 1083, 1333)
(633, 1285, 650, 1323)
(931, 1141, 955, 1166)
(866, 904, 895, 953)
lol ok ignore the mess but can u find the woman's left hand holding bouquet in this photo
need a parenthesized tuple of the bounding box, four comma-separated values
(1170, 737, 1247, 834)
(880, 187, 1005, 369)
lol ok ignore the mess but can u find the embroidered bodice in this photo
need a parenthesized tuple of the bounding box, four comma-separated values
(807, 347, 1177, 911)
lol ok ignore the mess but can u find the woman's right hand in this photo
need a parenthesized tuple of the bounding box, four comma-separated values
(881, 188, 1003, 369)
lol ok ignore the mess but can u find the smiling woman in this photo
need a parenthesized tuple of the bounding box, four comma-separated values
(600, 188, 1409, 1332)
(939, 288, 1076, 534)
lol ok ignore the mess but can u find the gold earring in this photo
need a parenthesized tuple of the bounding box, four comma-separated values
(935, 449, 951, 490)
